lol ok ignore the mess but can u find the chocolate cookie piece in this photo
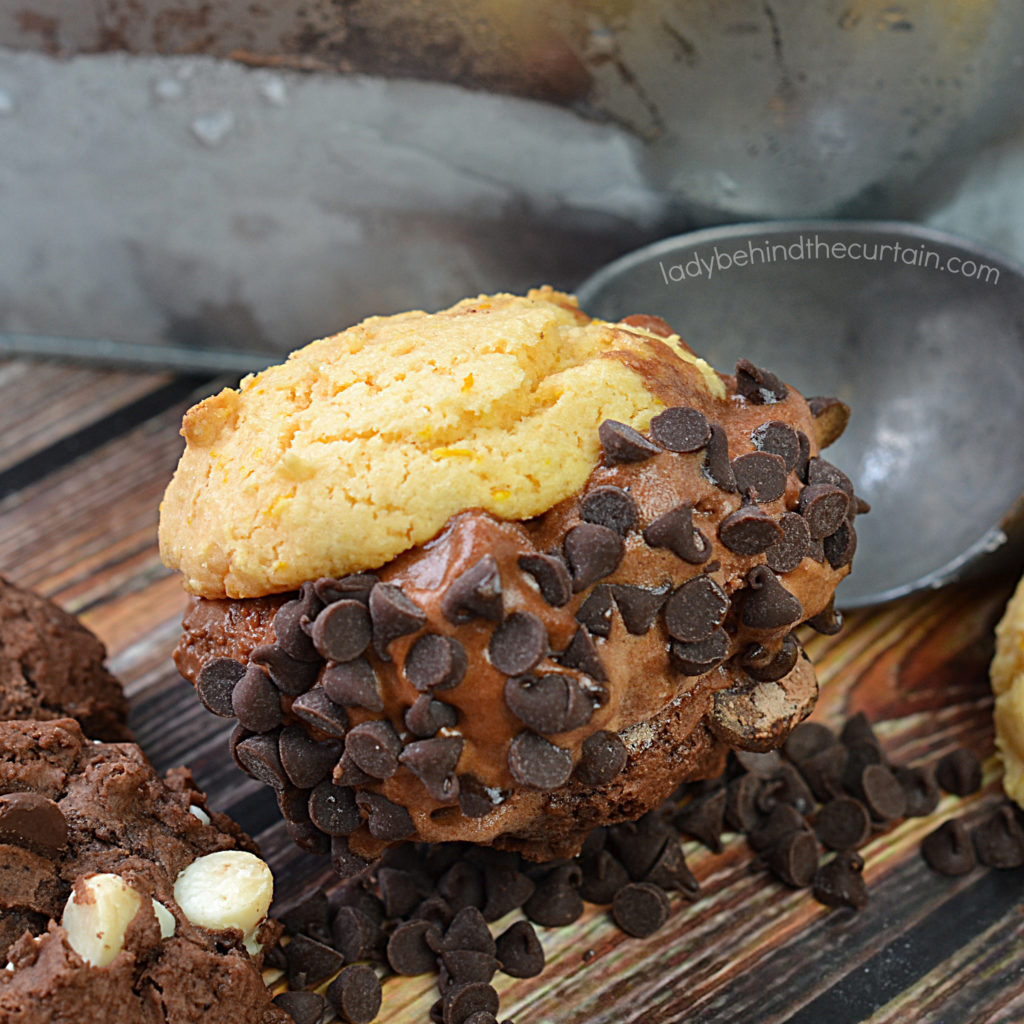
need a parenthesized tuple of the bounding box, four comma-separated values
(0, 576, 130, 741)
(0, 718, 285, 1024)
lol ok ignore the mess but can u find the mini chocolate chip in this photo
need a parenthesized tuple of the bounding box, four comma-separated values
(564, 523, 624, 592)
(314, 573, 379, 606)
(808, 457, 854, 496)
(798, 483, 851, 540)
(369, 583, 426, 660)
(308, 781, 360, 836)
(807, 396, 851, 442)
(575, 584, 615, 639)
(806, 538, 826, 563)
(922, 819, 976, 875)
(936, 748, 983, 796)
(806, 598, 843, 635)
(824, 521, 857, 569)
(400, 736, 463, 802)
(764, 513, 811, 574)
(581, 485, 639, 536)
(406, 634, 468, 691)
(196, 657, 245, 717)
(286, 933, 346, 990)
(718, 504, 783, 554)
(644, 839, 699, 898)
(642, 504, 713, 564)
(335, 753, 375, 788)
(669, 628, 730, 676)
(274, 584, 324, 662)
(612, 883, 670, 938)
(758, 763, 815, 816)
(458, 775, 497, 819)
(558, 627, 607, 682)
(291, 689, 349, 738)
(232, 664, 283, 733)
(330, 905, 381, 960)
(663, 576, 730, 643)
(481, 863, 536, 922)
(280, 725, 344, 789)
(575, 730, 627, 786)
(703, 424, 737, 491)
(489, 612, 548, 675)
(675, 789, 726, 853)
(443, 982, 499, 1024)
(508, 731, 573, 789)
(517, 553, 572, 607)
(405, 694, 459, 738)
(440, 950, 499, 990)
(234, 731, 288, 791)
(732, 451, 788, 502)
(769, 830, 819, 888)
(249, 643, 320, 696)
(973, 806, 1024, 869)
(279, 785, 313, 826)
(649, 406, 711, 453)
(752, 420, 800, 471)
(387, 919, 440, 975)
(894, 765, 940, 817)
(442, 555, 503, 624)
(309, 599, 372, 664)
(345, 720, 402, 779)
(495, 920, 544, 978)
(812, 851, 868, 910)
(741, 634, 799, 682)
(0, 793, 67, 857)
(725, 773, 763, 833)
(816, 797, 872, 850)
(287, 820, 330, 856)
(598, 419, 661, 465)
(523, 864, 585, 926)
(356, 791, 416, 841)
(442, 907, 495, 955)
(742, 565, 803, 630)
(795, 430, 811, 480)
(273, 991, 326, 1024)
(748, 803, 807, 852)
(327, 964, 382, 1024)
(322, 658, 383, 713)
(736, 358, 788, 404)
(609, 584, 671, 635)
(505, 674, 577, 735)
(799, 745, 849, 803)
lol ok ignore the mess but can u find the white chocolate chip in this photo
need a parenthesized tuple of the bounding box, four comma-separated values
(152, 899, 176, 939)
(173, 851, 272, 954)
(61, 874, 143, 967)
(188, 805, 211, 825)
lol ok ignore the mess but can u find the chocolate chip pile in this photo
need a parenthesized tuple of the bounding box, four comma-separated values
(264, 710, 1022, 1024)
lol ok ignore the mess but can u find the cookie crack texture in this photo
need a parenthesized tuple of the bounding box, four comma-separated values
(159, 288, 724, 599)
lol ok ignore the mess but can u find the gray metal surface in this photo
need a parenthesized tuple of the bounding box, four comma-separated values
(577, 221, 1024, 608)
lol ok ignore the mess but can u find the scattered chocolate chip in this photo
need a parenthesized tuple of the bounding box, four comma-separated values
(578, 848, 631, 905)
(612, 882, 671, 938)
(751, 420, 800, 471)
(812, 851, 868, 910)
(575, 730, 627, 786)
(784, 721, 837, 763)
(280, 888, 331, 944)
(327, 964, 382, 1024)
(517, 553, 572, 607)
(736, 359, 788, 404)
(807, 457, 854, 496)
(741, 566, 803, 630)
(442, 555, 503, 624)
(407, 634, 468, 692)
(356, 791, 416, 842)
(936, 749, 983, 797)
(894, 765, 940, 817)
(669, 628, 729, 676)
(841, 742, 885, 793)
(280, 725, 343, 790)
(387, 919, 440, 975)
(291, 689, 349, 738)
(558, 627, 607, 682)
(564, 523, 624, 592)
(523, 865, 585, 926)
(741, 634, 799, 682)
(286, 933, 346, 990)
(816, 797, 872, 851)
(489, 612, 548, 676)
(495, 920, 544, 978)
(232, 664, 283, 733)
(607, 820, 670, 881)
(250, 643, 321, 696)
(748, 803, 807, 853)
(575, 585, 615, 639)
(322, 658, 384, 713)
(718, 503, 782, 555)
(732, 451, 788, 502)
(598, 417, 661, 465)
(725, 773, 763, 833)
(973, 806, 1024, 869)
(405, 694, 459, 738)
(702, 424, 737, 491)
(764, 513, 811, 574)
(769, 830, 819, 888)
(308, 781, 360, 836)
(922, 819, 976, 876)
(273, 991, 326, 1024)
(195, 657, 245, 717)
(642, 504, 713, 564)
(663, 576, 730, 643)
(675, 789, 726, 853)
(610, 584, 671, 635)
(0, 793, 67, 857)
(508, 731, 573, 789)
(839, 712, 882, 752)
(644, 839, 699, 898)
(458, 775, 497, 819)
(441, 907, 496, 956)
(369, 583, 427, 660)
(735, 749, 783, 778)
(274, 585, 324, 662)
(806, 598, 843, 635)
(400, 736, 463, 802)
(315, 573, 379, 606)
(309, 599, 373, 663)
(757, 763, 815, 816)
(234, 731, 288, 791)
(442, 982, 499, 1024)
(345, 720, 402, 779)
(581, 485, 639, 536)
(481, 864, 535, 922)
(331, 905, 382, 960)
(440, 950, 499, 990)
(798, 483, 851, 541)
(649, 406, 711, 453)
(436, 861, 484, 915)
(414, 896, 455, 930)
(332, 881, 386, 926)
(798, 745, 849, 803)
(824, 521, 857, 569)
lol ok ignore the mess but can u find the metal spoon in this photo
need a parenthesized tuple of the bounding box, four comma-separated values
(576, 220, 1024, 608)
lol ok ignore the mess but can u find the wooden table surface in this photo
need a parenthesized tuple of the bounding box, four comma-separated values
(2, 356, 1022, 1024)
